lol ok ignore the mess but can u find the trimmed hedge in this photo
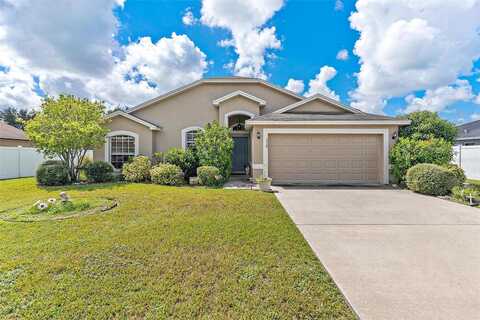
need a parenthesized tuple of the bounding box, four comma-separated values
(122, 156, 151, 182)
(443, 164, 466, 187)
(197, 166, 222, 187)
(36, 160, 70, 186)
(150, 164, 184, 186)
(84, 161, 114, 183)
(406, 163, 457, 196)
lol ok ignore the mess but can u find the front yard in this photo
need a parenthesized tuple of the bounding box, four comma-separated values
(0, 178, 354, 319)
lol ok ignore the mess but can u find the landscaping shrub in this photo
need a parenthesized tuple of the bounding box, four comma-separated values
(164, 148, 198, 179)
(152, 152, 164, 165)
(36, 161, 70, 186)
(197, 166, 222, 187)
(122, 156, 151, 182)
(195, 121, 234, 180)
(150, 164, 184, 186)
(443, 164, 466, 187)
(390, 137, 453, 183)
(84, 161, 114, 183)
(406, 163, 457, 196)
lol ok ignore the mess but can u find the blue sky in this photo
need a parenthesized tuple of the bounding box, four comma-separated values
(1, 0, 480, 123)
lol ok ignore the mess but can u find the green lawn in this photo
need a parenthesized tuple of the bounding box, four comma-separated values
(0, 178, 354, 319)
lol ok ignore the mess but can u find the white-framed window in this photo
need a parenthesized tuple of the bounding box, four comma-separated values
(105, 131, 139, 169)
(181, 126, 204, 149)
(110, 135, 135, 169)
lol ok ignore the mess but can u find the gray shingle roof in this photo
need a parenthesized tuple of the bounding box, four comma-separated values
(250, 112, 400, 122)
(0, 122, 29, 140)
(456, 120, 480, 140)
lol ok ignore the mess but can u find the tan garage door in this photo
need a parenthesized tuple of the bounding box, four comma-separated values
(268, 134, 383, 184)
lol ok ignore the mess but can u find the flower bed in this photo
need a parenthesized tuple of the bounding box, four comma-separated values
(0, 191, 117, 222)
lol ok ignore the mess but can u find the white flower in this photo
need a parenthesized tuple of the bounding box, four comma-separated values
(37, 202, 48, 211)
(48, 198, 57, 204)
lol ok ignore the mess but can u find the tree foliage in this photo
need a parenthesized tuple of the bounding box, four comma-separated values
(25, 95, 108, 182)
(398, 111, 457, 143)
(390, 137, 453, 183)
(195, 121, 234, 180)
(0, 107, 36, 129)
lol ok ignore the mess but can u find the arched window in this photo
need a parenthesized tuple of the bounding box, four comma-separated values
(225, 111, 255, 131)
(105, 131, 138, 169)
(182, 127, 203, 149)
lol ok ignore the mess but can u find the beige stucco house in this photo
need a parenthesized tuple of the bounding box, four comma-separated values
(93, 77, 410, 185)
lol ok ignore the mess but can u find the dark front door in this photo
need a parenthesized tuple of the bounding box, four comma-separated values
(232, 136, 249, 173)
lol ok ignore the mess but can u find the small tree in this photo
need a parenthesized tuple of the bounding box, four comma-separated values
(398, 111, 457, 143)
(25, 95, 109, 182)
(195, 121, 234, 180)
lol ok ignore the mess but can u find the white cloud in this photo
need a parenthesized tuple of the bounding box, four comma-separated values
(336, 49, 349, 61)
(404, 80, 474, 113)
(471, 113, 480, 121)
(0, 66, 42, 108)
(200, 0, 284, 79)
(334, 0, 344, 11)
(349, 0, 480, 113)
(0, 1, 208, 109)
(285, 79, 304, 94)
(306, 66, 340, 100)
(475, 94, 480, 105)
(182, 8, 196, 26)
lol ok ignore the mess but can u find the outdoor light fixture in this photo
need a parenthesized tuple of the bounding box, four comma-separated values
(256, 131, 261, 139)
(392, 131, 398, 140)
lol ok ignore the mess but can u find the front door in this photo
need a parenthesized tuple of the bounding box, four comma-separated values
(232, 136, 249, 174)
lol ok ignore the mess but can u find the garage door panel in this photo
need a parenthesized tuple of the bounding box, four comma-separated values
(268, 134, 382, 184)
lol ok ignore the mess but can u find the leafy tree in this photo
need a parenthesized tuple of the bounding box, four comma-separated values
(25, 95, 109, 182)
(0, 107, 36, 129)
(195, 121, 234, 180)
(390, 137, 453, 183)
(398, 111, 457, 143)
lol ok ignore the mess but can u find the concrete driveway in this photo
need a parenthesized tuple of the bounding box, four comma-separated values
(275, 187, 480, 320)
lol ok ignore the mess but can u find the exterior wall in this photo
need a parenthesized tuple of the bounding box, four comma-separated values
(0, 138, 33, 147)
(250, 124, 400, 182)
(287, 100, 349, 114)
(130, 82, 300, 153)
(93, 116, 154, 161)
(218, 96, 260, 126)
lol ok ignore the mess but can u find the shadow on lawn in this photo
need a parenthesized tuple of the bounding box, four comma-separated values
(39, 182, 128, 192)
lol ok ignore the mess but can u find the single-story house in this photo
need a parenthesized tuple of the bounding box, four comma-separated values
(455, 120, 480, 146)
(93, 77, 410, 185)
(0, 121, 33, 147)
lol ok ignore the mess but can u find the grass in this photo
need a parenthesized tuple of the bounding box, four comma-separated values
(467, 179, 480, 188)
(0, 178, 355, 319)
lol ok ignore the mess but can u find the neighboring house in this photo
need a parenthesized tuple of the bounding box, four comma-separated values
(455, 120, 480, 146)
(0, 121, 33, 147)
(93, 77, 410, 185)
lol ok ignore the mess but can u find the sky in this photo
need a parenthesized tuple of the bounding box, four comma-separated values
(1, 0, 480, 124)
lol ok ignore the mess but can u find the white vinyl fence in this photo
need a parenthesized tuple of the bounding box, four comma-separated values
(0, 146, 47, 179)
(453, 145, 480, 180)
(0, 147, 93, 180)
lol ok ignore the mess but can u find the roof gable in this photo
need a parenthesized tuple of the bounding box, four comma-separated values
(127, 77, 303, 113)
(212, 90, 266, 106)
(274, 94, 360, 114)
(105, 111, 161, 131)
